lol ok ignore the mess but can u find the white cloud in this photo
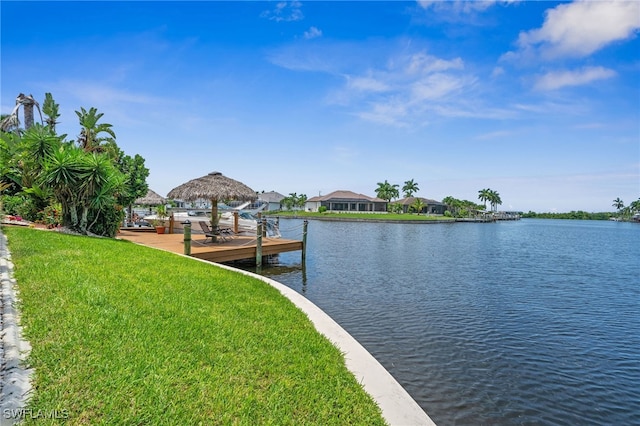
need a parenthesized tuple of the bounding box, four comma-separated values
(411, 73, 469, 101)
(356, 101, 409, 127)
(261, 1, 303, 23)
(406, 52, 464, 74)
(516, 0, 640, 59)
(417, 0, 514, 14)
(346, 76, 390, 93)
(332, 51, 475, 125)
(533, 66, 617, 91)
(304, 26, 322, 40)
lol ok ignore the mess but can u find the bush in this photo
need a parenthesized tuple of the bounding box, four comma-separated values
(1, 194, 39, 221)
(87, 204, 126, 237)
(318, 206, 327, 213)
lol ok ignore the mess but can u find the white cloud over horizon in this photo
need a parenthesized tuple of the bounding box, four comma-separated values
(512, 0, 640, 60)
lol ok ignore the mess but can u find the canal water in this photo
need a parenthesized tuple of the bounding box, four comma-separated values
(246, 218, 639, 425)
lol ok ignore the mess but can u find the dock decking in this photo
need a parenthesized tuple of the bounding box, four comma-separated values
(117, 229, 303, 263)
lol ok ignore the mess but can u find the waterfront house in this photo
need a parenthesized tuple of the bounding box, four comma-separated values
(257, 191, 285, 211)
(306, 190, 387, 213)
(394, 197, 447, 215)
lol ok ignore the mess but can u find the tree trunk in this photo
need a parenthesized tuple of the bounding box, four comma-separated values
(17, 94, 36, 130)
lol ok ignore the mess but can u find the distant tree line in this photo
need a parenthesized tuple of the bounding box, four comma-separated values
(522, 211, 614, 220)
(522, 197, 640, 221)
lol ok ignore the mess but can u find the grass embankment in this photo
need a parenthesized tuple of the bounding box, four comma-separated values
(3, 227, 386, 425)
(270, 211, 454, 221)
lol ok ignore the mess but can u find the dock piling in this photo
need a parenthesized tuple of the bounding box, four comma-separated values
(256, 221, 263, 267)
(183, 220, 191, 255)
(302, 220, 308, 264)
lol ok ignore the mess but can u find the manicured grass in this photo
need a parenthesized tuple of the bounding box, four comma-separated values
(3, 227, 386, 425)
(270, 211, 454, 221)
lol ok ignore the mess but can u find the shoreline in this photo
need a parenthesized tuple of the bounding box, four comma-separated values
(0, 226, 436, 425)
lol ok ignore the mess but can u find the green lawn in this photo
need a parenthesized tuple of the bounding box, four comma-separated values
(269, 211, 454, 221)
(3, 227, 386, 425)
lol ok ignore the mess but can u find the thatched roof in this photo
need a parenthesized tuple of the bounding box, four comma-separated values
(167, 171, 256, 202)
(135, 189, 166, 205)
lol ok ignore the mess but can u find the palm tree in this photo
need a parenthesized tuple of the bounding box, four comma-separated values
(612, 198, 624, 216)
(478, 188, 491, 210)
(41, 146, 124, 234)
(487, 189, 502, 212)
(296, 193, 308, 209)
(411, 197, 426, 214)
(42, 92, 61, 134)
(402, 179, 419, 198)
(75, 107, 117, 154)
(375, 180, 399, 202)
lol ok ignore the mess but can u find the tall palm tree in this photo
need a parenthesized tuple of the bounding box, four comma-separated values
(487, 189, 502, 212)
(478, 188, 491, 210)
(75, 107, 116, 154)
(402, 179, 419, 198)
(375, 180, 399, 202)
(612, 198, 624, 212)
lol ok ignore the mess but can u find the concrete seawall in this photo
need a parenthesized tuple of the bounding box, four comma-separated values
(208, 259, 437, 426)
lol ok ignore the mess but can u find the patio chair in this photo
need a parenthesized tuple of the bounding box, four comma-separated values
(199, 221, 232, 243)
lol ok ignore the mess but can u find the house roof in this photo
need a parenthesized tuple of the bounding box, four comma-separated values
(258, 191, 285, 203)
(307, 190, 385, 203)
(395, 197, 446, 206)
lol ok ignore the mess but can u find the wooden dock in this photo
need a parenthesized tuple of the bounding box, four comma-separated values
(117, 229, 303, 264)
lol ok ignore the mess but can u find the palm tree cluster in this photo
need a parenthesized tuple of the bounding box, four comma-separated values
(478, 188, 502, 212)
(281, 192, 308, 210)
(375, 178, 420, 204)
(374, 179, 505, 217)
(0, 93, 149, 236)
(612, 197, 640, 220)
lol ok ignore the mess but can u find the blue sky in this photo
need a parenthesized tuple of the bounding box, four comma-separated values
(2, 1, 639, 212)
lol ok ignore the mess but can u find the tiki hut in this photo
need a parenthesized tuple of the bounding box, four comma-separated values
(167, 171, 256, 226)
(135, 189, 166, 206)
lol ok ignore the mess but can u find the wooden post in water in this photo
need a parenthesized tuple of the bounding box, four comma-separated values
(302, 220, 308, 264)
(183, 221, 191, 256)
(256, 220, 263, 267)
